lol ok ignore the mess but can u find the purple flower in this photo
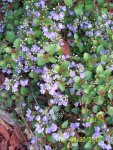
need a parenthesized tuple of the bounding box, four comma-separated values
(93, 132, 101, 139)
(86, 31, 93, 36)
(50, 124, 57, 132)
(42, 114, 49, 123)
(100, 50, 106, 55)
(22, 102, 26, 107)
(68, 78, 73, 84)
(45, 145, 52, 150)
(0, 27, 3, 33)
(42, 26, 48, 32)
(59, 12, 65, 19)
(58, 23, 65, 29)
(98, 141, 106, 149)
(33, 11, 40, 17)
(74, 102, 79, 107)
(31, 45, 40, 53)
(62, 132, 70, 139)
(35, 105, 40, 110)
(94, 126, 100, 133)
(35, 115, 41, 121)
(52, 133, 60, 141)
(46, 124, 57, 134)
(22, 46, 29, 52)
(80, 72, 84, 78)
(35, 124, 44, 133)
(70, 123, 80, 130)
(95, 31, 101, 36)
(82, 122, 92, 127)
(26, 109, 34, 121)
(20, 79, 29, 86)
(105, 144, 112, 150)
(7, 0, 13, 2)
(31, 137, 36, 144)
(67, 32, 72, 37)
(70, 70, 75, 77)
(70, 88, 75, 94)
(70, 62, 76, 68)
(4, 78, 10, 91)
(12, 82, 19, 93)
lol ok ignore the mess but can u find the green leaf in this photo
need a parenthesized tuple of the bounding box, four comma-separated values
(85, 4, 93, 12)
(37, 54, 47, 66)
(13, 38, 20, 48)
(71, 108, 79, 114)
(83, 53, 90, 62)
(59, 82, 65, 91)
(74, 4, 84, 15)
(108, 93, 113, 99)
(72, 143, 79, 149)
(11, 54, 17, 60)
(101, 55, 107, 62)
(84, 142, 92, 149)
(62, 120, 68, 128)
(44, 18, 51, 26)
(20, 87, 29, 95)
(27, 37, 34, 45)
(29, 71, 37, 78)
(74, 33, 79, 40)
(4, 47, 12, 53)
(64, 0, 73, 7)
(104, 69, 111, 77)
(44, 44, 57, 54)
(47, 135, 55, 143)
(96, 45, 104, 54)
(108, 107, 113, 116)
(6, 31, 16, 42)
(34, 30, 42, 37)
(52, 106, 60, 112)
(74, 76, 80, 83)
(33, 18, 40, 25)
(106, 116, 113, 125)
(97, 0, 105, 5)
(96, 65, 104, 74)
(93, 105, 101, 113)
(5, 99, 12, 108)
(49, 57, 57, 63)
(84, 71, 92, 80)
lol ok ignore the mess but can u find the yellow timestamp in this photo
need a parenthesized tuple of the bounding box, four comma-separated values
(69, 136, 101, 143)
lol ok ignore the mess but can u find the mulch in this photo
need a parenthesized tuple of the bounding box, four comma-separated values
(0, 117, 28, 150)
(0, 111, 29, 150)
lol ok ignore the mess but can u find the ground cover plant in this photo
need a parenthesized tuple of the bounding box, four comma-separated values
(1, 0, 113, 149)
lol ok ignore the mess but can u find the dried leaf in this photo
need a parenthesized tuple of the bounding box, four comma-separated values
(0, 119, 13, 131)
(0, 72, 5, 86)
(9, 146, 15, 150)
(0, 125, 10, 141)
(14, 125, 26, 144)
(0, 140, 8, 150)
(24, 128, 32, 140)
(0, 110, 16, 126)
(61, 39, 70, 56)
(10, 133, 19, 149)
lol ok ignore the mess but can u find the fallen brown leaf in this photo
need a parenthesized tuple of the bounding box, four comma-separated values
(0, 124, 10, 141)
(0, 119, 13, 131)
(10, 133, 20, 149)
(14, 125, 26, 144)
(9, 146, 15, 150)
(0, 140, 8, 150)
(60, 39, 70, 56)
(0, 110, 16, 126)
(0, 72, 5, 86)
